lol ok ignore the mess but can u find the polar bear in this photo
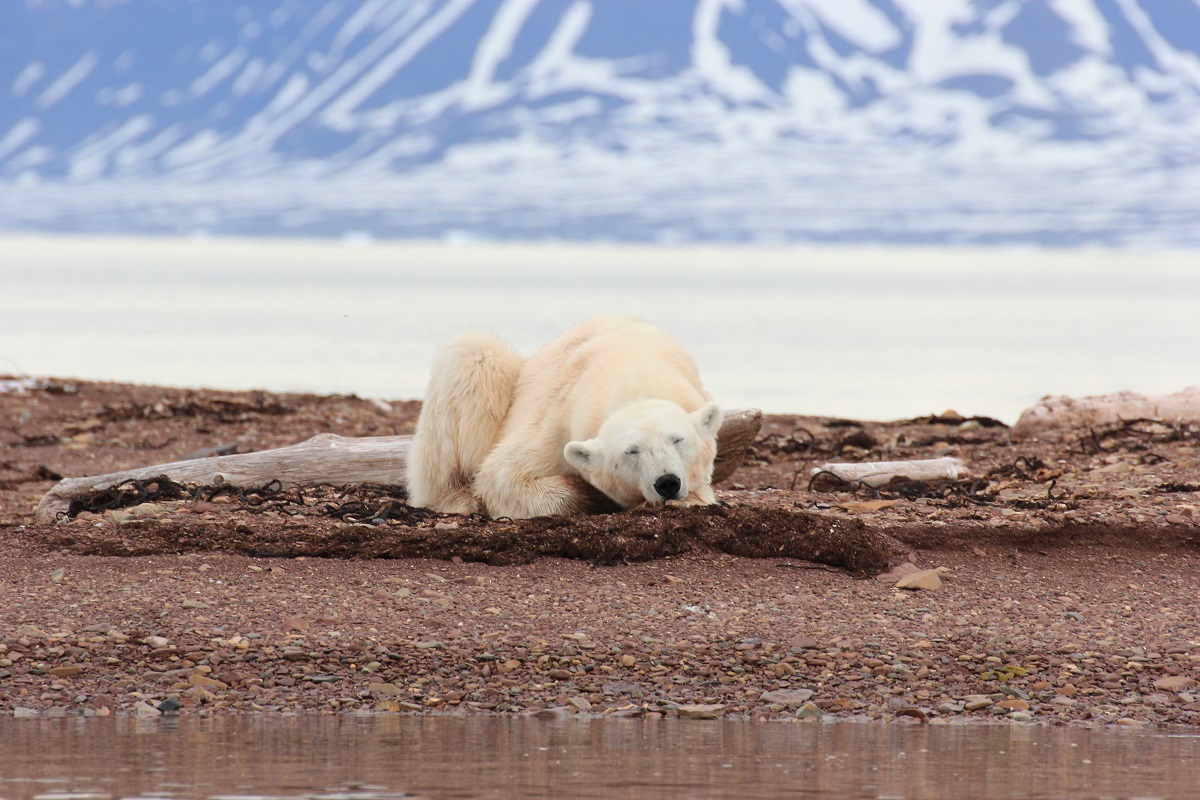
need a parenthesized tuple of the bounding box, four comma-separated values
(406, 316, 722, 519)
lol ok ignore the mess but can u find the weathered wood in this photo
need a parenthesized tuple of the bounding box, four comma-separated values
(1012, 388, 1200, 442)
(35, 409, 763, 524)
(811, 457, 967, 489)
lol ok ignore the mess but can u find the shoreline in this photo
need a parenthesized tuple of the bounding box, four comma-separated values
(2, 378, 1198, 726)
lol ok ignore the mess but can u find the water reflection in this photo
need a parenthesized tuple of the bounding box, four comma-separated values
(1, 717, 1197, 799)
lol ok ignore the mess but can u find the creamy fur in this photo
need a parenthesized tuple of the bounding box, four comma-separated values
(406, 316, 722, 519)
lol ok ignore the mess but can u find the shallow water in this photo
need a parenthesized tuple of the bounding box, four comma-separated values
(1, 717, 1197, 800)
(3, 236, 1198, 422)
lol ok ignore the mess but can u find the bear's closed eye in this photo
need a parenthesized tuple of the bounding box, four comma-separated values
(625, 446, 640, 456)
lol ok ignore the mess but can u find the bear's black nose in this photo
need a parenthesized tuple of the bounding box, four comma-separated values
(654, 474, 682, 499)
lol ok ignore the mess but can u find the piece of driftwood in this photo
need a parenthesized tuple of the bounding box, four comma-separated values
(811, 457, 967, 489)
(1011, 388, 1200, 442)
(31, 504, 899, 575)
(35, 409, 763, 524)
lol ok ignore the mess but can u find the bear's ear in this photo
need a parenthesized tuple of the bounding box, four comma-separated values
(691, 402, 723, 437)
(563, 440, 597, 473)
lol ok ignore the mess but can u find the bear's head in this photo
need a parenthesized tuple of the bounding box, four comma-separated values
(563, 399, 723, 508)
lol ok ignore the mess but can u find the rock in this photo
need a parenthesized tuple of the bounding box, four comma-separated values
(15, 625, 48, 639)
(567, 697, 592, 712)
(876, 562, 921, 584)
(621, 655, 637, 667)
(964, 697, 994, 711)
(896, 569, 943, 591)
(548, 669, 573, 681)
(760, 688, 815, 707)
(1116, 717, 1149, 728)
(283, 615, 309, 632)
(188, 673, 228, 690)
(182, 599, 209, 609)
(49, 665, 83, 678)
(1154, 675, 1197, 692)
(937, 702, 964, 714)
(13, 707, 39, 718)
(995, 698, 1030, 713)
(157, 698, 181, 713)
(134, 701, 162, 717)
(796, 702, 824, 721)
(369, 682, 402, 696)
(1065, 612, 1085, 622)
(1009, 712, 1035, 722)
(1052, 696, 1076, 706)
(527, 706, 574, 720)
(677, 703, 726, 719)
(894, 708, 929, 724)
(143, 635, 170, 648)
(50, 568, 65, 582)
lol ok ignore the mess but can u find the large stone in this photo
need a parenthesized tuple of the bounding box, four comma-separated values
(1154, 675, 1197, 693)
(677, 703, 726, 719)
(49, 665, 83, 678)
(15, 625, 48, 639)
(760, 688, 815, 707)
(188, 673, 228, 690)
(896, 569, 943, 591)
(134, 701, 162, 717)
(796, 702, 824, 721)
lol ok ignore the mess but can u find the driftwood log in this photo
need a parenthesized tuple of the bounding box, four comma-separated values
(811, 457, 967, 489)
(35, 409, 763, 524)
(1012, 388, 1200, 442)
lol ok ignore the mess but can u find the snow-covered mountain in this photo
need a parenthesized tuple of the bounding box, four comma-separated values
(3, 0, 1199, 245)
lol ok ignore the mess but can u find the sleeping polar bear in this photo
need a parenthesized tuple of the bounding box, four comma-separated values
(406, 316, 722, 519)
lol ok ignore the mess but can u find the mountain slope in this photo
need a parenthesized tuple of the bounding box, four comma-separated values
(2, 0, 1199, 245)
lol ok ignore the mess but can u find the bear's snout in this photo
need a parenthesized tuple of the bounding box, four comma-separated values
(654, 474, 682, 500)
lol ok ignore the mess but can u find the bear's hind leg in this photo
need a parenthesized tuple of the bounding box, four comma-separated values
(475, 467, 591, 519)
(406, 331, 524, 514)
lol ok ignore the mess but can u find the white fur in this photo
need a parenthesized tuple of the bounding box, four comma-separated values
(406, 316, 722, 519)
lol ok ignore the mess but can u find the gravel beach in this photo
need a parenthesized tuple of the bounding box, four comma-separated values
(2, 379, 1198, 726)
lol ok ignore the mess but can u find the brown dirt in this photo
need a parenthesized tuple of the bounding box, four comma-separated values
(1, 378, 1198, 726)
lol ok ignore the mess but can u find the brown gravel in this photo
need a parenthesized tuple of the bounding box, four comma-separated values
(1, 378, 1198, 726)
